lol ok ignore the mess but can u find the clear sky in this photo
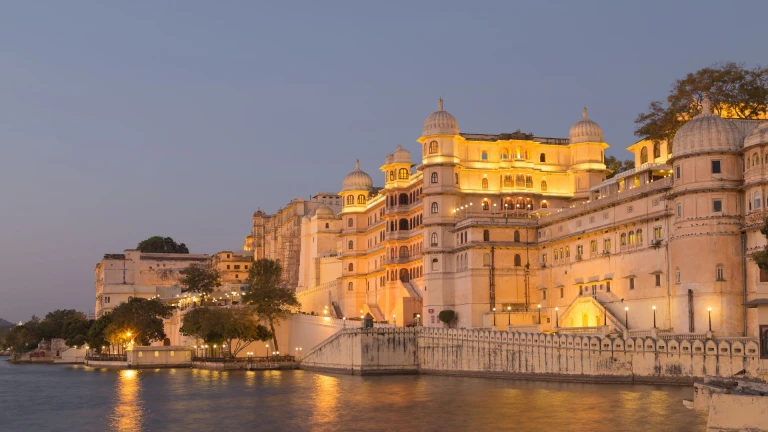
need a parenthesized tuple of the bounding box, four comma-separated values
(1, 1, 766, 322)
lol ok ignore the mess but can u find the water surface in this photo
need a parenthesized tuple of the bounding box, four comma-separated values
(0, 359, 705, 431)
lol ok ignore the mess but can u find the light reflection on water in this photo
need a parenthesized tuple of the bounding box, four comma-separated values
(0, 361, 706, 432)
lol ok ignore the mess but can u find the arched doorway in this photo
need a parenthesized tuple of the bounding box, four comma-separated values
(163, 338, 171, 346)
(582, 313, 589, 327)
(399, 268, 410, 282)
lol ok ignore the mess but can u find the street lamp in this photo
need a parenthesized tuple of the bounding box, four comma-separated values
(652, 305, 657, 328)
(708, 307, 712, 332)
(492, 307, 496, 326)
(507, 306, 511, 325)
(624, 306, 629, 330)
(392, 314, 396, 327)
(537, 304, 541, 324)
(266, 343, 269, 360)
(555, 307, 559, 329)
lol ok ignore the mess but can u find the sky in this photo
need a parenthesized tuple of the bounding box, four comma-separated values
(1, 1, 767, 322)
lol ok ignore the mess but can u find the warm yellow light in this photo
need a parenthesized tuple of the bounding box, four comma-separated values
(708, 307, 712, 311)
(507, 306, 511, 311)
(126, 332, 131, 337)
(555, 307, 559, 311)
(537, 304, 541, 309)
(652, 305, 656, 310)
(625, 307, 629, 311)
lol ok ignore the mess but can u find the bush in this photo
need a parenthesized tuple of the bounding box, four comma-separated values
(438, 310, 456, 324)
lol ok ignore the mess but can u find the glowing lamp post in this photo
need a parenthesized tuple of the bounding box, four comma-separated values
(507, 306, 511, 325)
(537, 304, 541, 324)
(624, 307, 629, 330)
(652, 305, 657, 328)
(492, 307, 496, 326)
(555, 307, 559, 329)
(708, 307, 712, 332)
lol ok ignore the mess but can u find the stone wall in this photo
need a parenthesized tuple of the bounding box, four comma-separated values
(300, 327, 761, 383)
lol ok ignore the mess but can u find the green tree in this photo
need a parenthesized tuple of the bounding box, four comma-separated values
(179, 263, 222, 297)
(137, 236, 190, 254)
(4, 325, 33, 361)
(107, 298, 173, 346)
(635, 63, 768, 149)
(88, 315, 112, 352)
(181, 307, 271, 357)
(752, 218, 768, 271)
(243, 259, 300, 352)
(604, 155, 635, 179)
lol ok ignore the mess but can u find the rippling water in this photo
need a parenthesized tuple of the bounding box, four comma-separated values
(0, 359, 705, 431)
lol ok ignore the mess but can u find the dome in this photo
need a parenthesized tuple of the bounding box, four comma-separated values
(672, 97, 744, 159)
(342, 160, 373, 192)
(252, 209, 266, 218)
(384, 153, 394, 164)
(569, 107, 604, 143)
(744, 122, 768, 149)
(315, 205, 334, 218)
(422, 98, 459, 136)
(393, 145, 411, 163)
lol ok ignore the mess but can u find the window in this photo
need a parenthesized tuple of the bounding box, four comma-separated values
(348, 240, 354, 250)
(358, 195, 366, 204)
(603, 238, 611, 251)
(482, 178, 488, 189)
(542, 290, 547, 300)
(346, 195, 354, 205)
(677, 203, 682, 217)
(514, 254, 522, 266)
(431, 202, 438, 214)
(590, 240, 597, 253)
(513, 230, 520, 242)
(711, 160, 721, 174)
(755, 192, 762, 210)
(431, 232, 438, 247)
(675, 166, 681, 179)
(429, 141, 438, 154)
(655, 274, 661, 287)
(325, 223, 329, 228)
(676, 268, 681, 284)
(455, 173, 459, 185)
(481, 151, 488, 160)
(540, 153, 546, 163)
(541, 200, 549, 209)
(516, 174, 524, 187)
(226, 265, 231, 269)
(431, 258, 439, 271)
(640, 147, 648, 164)
(501, 149, 508, 159)
(628, 231, 635, 245)
(348, 218, 354, 227)
(348, 282, 353, 291)
(554, 249, 559, 260)
(348, 263, 354, 272)
(606, 281, 611, 293)
(636, 229, 643, 244)
(525, 175, 533, 188)
(716, 266, 725, 281)
(565, 246, 570, 257)
(541, 180, 547, 191)
(713, 199, 722, 213)
(654, 226, 663, 240)
(653, 142, 660, 159)
(483, 230, 490, 242)
(398, 168, 409, 179)
(560, 288, 564, 298)
(431, 172, 438, 183)
(629, 278, 635, 290)
(389, 171, 395, 181)
(234, 265, 241, 270)
(620, 233, 627, 246)
(482, 201, 489, 211)
(503, 174, 512, 187)
(577, 244, 583, 256)
(542, 253, 547, 264)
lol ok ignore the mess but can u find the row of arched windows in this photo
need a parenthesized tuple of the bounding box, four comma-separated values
(619, 229, 643, 247)
(747, 152, 768, 169)
(387, 168, 411, 181)
(639, 143, 664, 164)
(387, 189, 422, 207)
(388, 215, 422, 232)
(344, 194, 368, 205)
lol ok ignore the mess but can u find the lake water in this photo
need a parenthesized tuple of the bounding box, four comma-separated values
(0, 359, 706, 431)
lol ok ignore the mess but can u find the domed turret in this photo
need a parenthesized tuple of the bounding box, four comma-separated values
(393, 145, 411, 163)
(315, 205, 334, 218)
(672, 97, 744, 159)
(423, 98, 459, 136)
(384, 153, 394, 164)
(744, 122, 768, 149)
(342, 160, 373, 192)
(569, 107, 604, 144)
(252, 209, 266, 218)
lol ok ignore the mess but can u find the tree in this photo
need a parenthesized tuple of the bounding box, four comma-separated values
(438, 310, 457, 326)
(635, 63, 768, 149)
(107, 297, 173, 346)
(4, 325, 33, 361)
(180, 307, 271, 357)
(752, 219, 768, 271)
(88, 315, 112, 352)
(137, 236, 190, 254)
(31, 309, 91, 345)
(604, 155, 635, 179)
(243, 259, 300, 352)
(179, 263, 222, 297)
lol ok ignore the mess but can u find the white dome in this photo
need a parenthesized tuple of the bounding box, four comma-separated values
(672, 97, 744, 159)
(393, 145, 411, 163)
(384, 153, 394, 164)
(422, 98, 459, 136)
(569, 107, 604, 143)
(744, 122, 768, 149)
(342, 160, 373, 192)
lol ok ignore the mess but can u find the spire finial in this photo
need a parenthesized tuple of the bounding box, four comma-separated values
(438, 97, 444, 111)
(582, 107, 588, 119)
(701, 95, 713, 116)
(355, 159, 360, 170)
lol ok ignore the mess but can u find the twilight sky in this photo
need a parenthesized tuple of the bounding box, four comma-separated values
(1, 1, 766, 322)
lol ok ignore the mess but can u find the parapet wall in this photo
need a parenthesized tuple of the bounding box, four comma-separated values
(301, 327, 761, 383)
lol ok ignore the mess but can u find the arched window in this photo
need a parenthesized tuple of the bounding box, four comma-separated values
(503, 174, 512, 187)
(399, 193, 409, 205)
(431, 202, 438, 214)
(398, 168, 409, 179)
(554, 249, 558, 260)
(515, 147, 523, 158)
(430, 232, 438, 247)
(516, 174, 525, 187)
(501, 149, 508, 159)
(399, 246, 409, 258)
(357, 195, 366, 204)
(541, 180, 548, 191)
(430, 172, 438, 183)
(482, 178, 488, 189)
(653, 142, 660, 158)
(525, 175, 533, 188)
(565, 246, 570, 257)
(756, 191, 762, 209)
(620, 233, 627, 246)
(514, 230, 520, 242)
(483, 229, 490, 242)
(637, 229, 643, 244)
(640, 147, 648, 164)
(348, 240, 354, 250)
(590, 240, 597, 252)
(539, 153, 546, 163)
(399, 218, 409, 230)
(481, 151, 488, 160)
(541, 201, 549, 208)
(455, 173, 459, 185)
(514, 254, 522, 266)
(348, 218, 353, 227)
(348, 263, 354, 272)
(346, 195, 354, 205)
(628, 231, 635, 245)
(429, 141, 438, 154)
(325, 223, 329, 228)
(482, 201, 489, 211)
(348, 282, 353, 291)
(755, 153, 760, 166)
(431, 258, 439, 271)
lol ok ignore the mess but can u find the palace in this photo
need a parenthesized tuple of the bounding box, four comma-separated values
(250, 97, 768, 339)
